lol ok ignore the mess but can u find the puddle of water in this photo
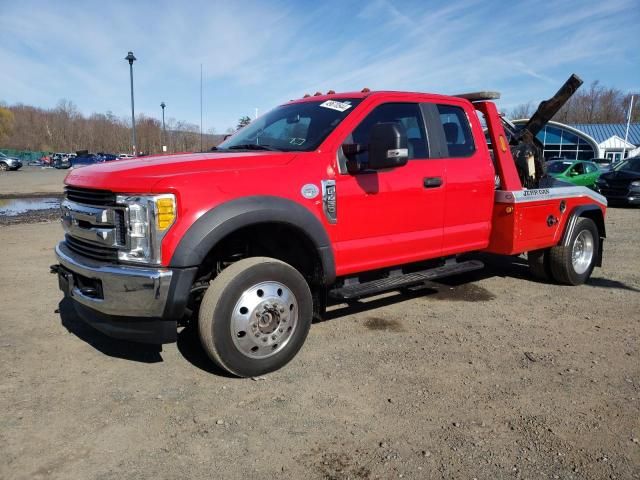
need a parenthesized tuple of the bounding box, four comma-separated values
(364, 317, 404, 332)
(0, 197, 61, 216)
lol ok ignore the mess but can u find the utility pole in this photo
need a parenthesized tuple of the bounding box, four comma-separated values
(160, 102, 166, 152)
(125, 51, 137, 156)
(621, 95, 634, 162)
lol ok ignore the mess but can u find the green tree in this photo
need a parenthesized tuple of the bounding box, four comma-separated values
(0, 107, 14, 144)
(237, 116, 251, 130)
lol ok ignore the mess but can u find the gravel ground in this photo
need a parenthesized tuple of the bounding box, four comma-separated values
(0, 207, 639, 480)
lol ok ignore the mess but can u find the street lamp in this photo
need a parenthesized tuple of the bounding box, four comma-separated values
(125, 51, 137, 156)
(160, 102, 166, 152)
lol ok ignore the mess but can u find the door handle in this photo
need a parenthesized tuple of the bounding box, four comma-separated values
(423, 177, 443, 188)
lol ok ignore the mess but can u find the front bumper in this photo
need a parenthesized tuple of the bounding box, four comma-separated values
(597, 186, 640, 205)
(55, 242, 196, 343)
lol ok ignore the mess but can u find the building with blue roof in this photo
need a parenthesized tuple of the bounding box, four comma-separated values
(511, 120, 640, 162)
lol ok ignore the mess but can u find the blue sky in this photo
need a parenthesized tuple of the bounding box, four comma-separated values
(1, 0, 638, 131)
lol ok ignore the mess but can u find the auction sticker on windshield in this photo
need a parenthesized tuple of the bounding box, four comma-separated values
(320, 100, 352, 112)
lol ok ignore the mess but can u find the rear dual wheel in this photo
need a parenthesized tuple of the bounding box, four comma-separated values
(198, 257, 313, 377)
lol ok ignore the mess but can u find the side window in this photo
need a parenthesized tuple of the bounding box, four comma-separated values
(585, 162, 598, 174)
(349, 103, 428, 165)
(437, 104, 475, 157)
(572, 163, 585, 175)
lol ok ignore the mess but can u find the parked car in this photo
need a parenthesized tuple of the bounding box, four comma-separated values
(70, 152, 121, 168)
(595, 156, 640, 206)
(0, 152, 23, 171)
(97, 152, 118, 162)
(546, 159, 601, 189)
(52, 153, 71, 169)
(118, 153, 135, 159)
(71, 153, 103, 168)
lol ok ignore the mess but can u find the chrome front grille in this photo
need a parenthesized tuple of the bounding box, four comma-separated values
(61, 189, 127, 263)
(65, 235, 119, 262)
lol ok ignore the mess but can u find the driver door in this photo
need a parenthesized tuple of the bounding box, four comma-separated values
(333, 102, 446, 276)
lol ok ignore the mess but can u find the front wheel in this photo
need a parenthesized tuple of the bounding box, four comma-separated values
(198, 257, 313, 377)
(0, 162, 8, 171)
(549, 218, 599, 285)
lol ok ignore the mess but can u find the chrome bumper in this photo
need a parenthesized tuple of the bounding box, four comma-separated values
(55, 242, 172, 318)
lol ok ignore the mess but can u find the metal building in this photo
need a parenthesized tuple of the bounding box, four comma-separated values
(511, 120, 640, 161)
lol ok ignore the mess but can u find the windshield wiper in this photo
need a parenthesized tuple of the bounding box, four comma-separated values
(227, 144, 279, 151)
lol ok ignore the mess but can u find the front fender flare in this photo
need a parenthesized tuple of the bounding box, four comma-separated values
(168, 196, 336, 284)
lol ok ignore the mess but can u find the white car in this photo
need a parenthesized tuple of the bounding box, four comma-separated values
(118, 153, 135, 159)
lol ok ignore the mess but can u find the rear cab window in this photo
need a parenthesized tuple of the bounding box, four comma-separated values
(437, 104, 475, 157)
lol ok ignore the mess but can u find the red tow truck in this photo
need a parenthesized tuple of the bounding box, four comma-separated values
(54, 74, 607, 377)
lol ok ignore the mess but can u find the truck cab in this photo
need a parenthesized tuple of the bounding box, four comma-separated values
(54, 79, 606, 377)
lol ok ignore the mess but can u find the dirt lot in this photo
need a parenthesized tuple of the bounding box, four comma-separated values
(1, 205, 639, 479)
(0, 167, 68, 197)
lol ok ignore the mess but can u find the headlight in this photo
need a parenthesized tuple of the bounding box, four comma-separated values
(630, 181, 640, 188)
(596, 178, 607, 185)
(116, 194, 176, 265)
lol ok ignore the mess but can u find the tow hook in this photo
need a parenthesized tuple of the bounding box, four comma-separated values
(547, 215, 558, 227)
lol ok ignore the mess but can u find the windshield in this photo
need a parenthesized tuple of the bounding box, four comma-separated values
(0, 152, 6, 159)
(613, 157, 640, 173)
(217, 99, 362, 152)
(547, 160, 573, 173)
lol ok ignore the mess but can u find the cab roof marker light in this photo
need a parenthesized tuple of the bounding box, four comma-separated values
(361, 87, 370, 93)
(327, 90, 336, 94)
(303, 94, 311, 98)
(314, 92, 322, 96)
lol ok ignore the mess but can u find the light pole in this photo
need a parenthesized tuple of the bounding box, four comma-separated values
(125, 51, 137, 156)
(160, 102, 166, 152)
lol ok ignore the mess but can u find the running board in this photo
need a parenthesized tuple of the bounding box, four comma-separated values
(329, 260, 484, 301)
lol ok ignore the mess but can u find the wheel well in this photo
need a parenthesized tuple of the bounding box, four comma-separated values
(579, 208, 606, 238)
(197, 222, 324, 286)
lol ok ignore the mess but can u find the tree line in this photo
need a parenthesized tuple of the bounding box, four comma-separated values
(509, 81, 639, 123)
(1, 81, 636, 154)
(0, 99, 226, 154)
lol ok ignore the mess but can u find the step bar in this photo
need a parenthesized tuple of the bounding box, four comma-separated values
(329, 260, 485, 301)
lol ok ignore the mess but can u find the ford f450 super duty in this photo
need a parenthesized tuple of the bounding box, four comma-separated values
(53, 74, 607, 377)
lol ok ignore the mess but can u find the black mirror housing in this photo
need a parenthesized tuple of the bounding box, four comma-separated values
(368, 122, 409, 170)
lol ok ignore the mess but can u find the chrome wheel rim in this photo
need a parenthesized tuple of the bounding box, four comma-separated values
(571, 230, 594, 275)
(230, 281, 298, 359)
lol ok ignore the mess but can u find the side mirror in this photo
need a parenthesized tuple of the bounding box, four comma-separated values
(368, 122, 408, 170)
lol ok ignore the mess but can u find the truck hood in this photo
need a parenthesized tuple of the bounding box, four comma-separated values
(64, 151, 298, 192)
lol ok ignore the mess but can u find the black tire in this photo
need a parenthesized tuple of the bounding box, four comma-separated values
(198, 257, 313, 377)
(527, 249, 552, 281)
(549, 218, 599, 285)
